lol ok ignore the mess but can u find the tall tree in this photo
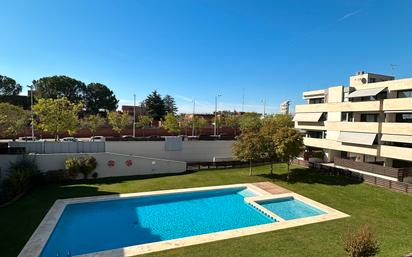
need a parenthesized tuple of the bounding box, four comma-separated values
(107, 111, 131, 135)
(144, 90, 166, 121)
(0, 103, 29, 140)
(0, 75, 22, 96)
(136, 115, 152, 136)
(32, 75, 86, 103)
(81, 114, 106, 137)
(33, 97, 83, 140)
(163, 95, 178, 115)
(85, 83, 118, 114)
(238, 112, 262, 133)
(223, 114, 240, 136)
(272, 127, 303, 180)
(192, 116, 208, 135)
(163, 113, 180, 135)
(232, 131, 265, 176)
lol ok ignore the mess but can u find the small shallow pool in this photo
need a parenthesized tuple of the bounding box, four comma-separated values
(258, 197, 326, 220)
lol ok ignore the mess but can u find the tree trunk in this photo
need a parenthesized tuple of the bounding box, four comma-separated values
(286, 162, 290, 180)
(249, 159, 252, 176)
(270, 161, 273, 175)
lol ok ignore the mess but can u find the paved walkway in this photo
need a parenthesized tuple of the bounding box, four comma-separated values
(253, 182, 291, 195)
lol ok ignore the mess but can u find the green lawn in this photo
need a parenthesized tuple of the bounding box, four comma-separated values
(1, 164, 411, 257)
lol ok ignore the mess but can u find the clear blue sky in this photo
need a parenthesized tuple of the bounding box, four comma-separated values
(1, 0, 412, 113)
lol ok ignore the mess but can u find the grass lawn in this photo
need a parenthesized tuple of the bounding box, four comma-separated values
(1, 164, 411, 257)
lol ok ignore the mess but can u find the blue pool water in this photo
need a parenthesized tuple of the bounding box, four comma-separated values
(259, 197, 326, 220)
(40, 187, 274, 257)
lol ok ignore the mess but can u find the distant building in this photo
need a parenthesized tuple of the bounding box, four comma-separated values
(280, 100, 290, 115)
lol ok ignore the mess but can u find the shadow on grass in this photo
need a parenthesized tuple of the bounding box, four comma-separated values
(258, 167, 362, 186)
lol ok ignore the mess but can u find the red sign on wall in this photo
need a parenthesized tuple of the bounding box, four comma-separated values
(125, 159, 133, 167)
(107, 160, 115, 167)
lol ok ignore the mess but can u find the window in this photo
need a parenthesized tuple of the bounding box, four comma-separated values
(360, 114, 379, 122)
(309, 98, 324, 104)
(397, 90, 412, 98)
(306, 131, 325, 139)
(341, 112, 354, 122)
(396, 113, 412, 122)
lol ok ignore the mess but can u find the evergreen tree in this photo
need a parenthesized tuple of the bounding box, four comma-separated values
(144, 90, 166, 121)
(163, 95, 178, 114)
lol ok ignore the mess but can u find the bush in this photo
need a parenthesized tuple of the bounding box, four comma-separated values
(64, 155, 97, 179)
(3, 156, 41, 196)
(44, 169, 68, 183)
(343, 224, 379, 257)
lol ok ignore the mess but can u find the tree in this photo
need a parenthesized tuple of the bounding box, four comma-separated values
(107, 111, 131, 135)
(33, 97, 83, 140)
(272, 127, 303, 180)
(136, 115, 152, 136)
(223, 114, 240, 135)
(144, 90, 166, 121)
(192, 116, 208, 135)
(85, 83, 118, 114)
(163, 95, 178, 115)
(0, 75, 22, 96)
(163, 113, 180, 135)
(178, 115, 191, 135)
(81, 114, 106, 137)
(260, 114, 294, 174)
(238, 112, 262, 133)
(32, 75, 87, 103)
(232, 131, 265, 176)
(0, 103, 29, 140)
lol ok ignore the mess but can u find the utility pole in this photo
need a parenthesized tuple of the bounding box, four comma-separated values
(27, 85, 35, 139)
(214, 94, 221, 136)
(242, 88, 245, 112)
(262, 98, 266, 117)
(192, 99, 195, 137)
(133, 94, 136, 137)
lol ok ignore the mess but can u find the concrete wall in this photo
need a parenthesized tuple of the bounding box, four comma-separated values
(9, 141, 105, 154)
(106, 141, 235, 162)
(0, 153, 186, 179)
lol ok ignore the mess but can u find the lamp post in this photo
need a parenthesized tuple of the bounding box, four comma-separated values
(27, 85, 35, 139)
(262, 98, 266, 117)
(133, 94, 136, 137)
(214, 94, 221, 136)
(192, 99, 196, 137)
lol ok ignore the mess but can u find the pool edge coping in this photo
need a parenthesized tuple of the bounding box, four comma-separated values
(17, 183, 349, 257)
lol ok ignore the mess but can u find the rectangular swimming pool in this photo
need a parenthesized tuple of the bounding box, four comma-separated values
(40, 187, 275, 257)
(257, 197, 326, 220)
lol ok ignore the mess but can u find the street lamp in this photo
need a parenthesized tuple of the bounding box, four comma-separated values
(192, 99, 196, 137)
(133, 94, 136, 137)
(214, 94, 222, 136)
(27, 85, 35, 139)
(261, 98, 266, 117)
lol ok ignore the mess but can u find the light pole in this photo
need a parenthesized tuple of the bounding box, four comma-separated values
(133, 94, 136, 137)
(192, 99, 196, 137)
(262, 98, 266, 117)
(27, 85, 35, 139)
(214, 94, 221, 136)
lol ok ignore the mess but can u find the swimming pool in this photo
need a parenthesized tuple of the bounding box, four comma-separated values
(40, 187, 274, 257)
(20, 184, 348, 257)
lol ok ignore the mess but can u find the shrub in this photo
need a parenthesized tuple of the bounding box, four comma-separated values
(343, 224, 379, 257)
(45, 169, 68, 183)
(3, 156, 41, 196)
(64, 155, 97, 179)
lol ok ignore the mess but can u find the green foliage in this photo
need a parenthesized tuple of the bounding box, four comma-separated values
(192, 116, 208, 135)
(238, 112, 262, 133)
(0, 75, 22, 96)
(343, 225, 379, 257)
(64, 155, 97, 179)
(32, 75, 87, 103)
(85, 83, 118, 114)
(232, 131, 265, 175)
(33, 97, 83, 140)
(81, 114, 106, 136)
(3, 156, 41, 196)
(144, 90, 166, 120)
(0, 103, 29, 139)
(163, 113, 180, 134)
(272, 127, 303, 179)
(163, 94, 178, 115)
(136, 115, 152, 136)
(107, 111, 131, 134)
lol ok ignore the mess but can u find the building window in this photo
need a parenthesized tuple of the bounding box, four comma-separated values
(309, 98, 324, 104)
(341, 112, 354, 122)
(306, 131, 325, 139)
(396, 113, 412, 122)
(397, 90, 412, 98)
(360, 114, 379, 122)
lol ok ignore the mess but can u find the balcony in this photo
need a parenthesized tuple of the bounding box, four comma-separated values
(303, 137, 378, 156)
(295, 122, 325, 131)
(381, 123, 412, 135)
(295, 100, 381, 113)
(326, 122, 379, 133)
(383, 98, 412, 111)
(380, 145, 412, 162)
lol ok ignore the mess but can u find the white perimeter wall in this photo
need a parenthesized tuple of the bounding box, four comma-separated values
(0, 153, 186, 179)
(106, 141, 235, 162)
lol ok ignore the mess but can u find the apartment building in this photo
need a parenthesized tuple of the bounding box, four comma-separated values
(294, 71, 412, 182)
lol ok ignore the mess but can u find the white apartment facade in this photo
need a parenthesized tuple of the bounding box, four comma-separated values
(294, 71, 412, 182)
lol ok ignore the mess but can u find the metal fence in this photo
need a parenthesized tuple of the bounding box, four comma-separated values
(8, 141, 105, 154)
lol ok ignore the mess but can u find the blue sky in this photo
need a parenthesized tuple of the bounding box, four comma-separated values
(1, 0, 412, 113)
